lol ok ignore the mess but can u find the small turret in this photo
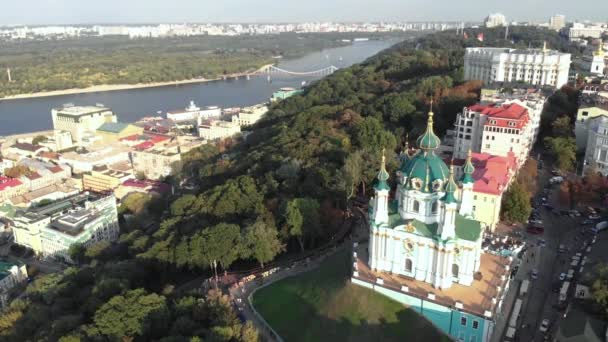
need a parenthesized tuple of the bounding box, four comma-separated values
(443, 164, 459, 204)
(439, 164, 458, 240)
(459, 150, 475, 218)
(416, 102, 441, 151)
(374, 148, 390, 191)
(371, 149, 390, 225)
(462, 149, 475, 184)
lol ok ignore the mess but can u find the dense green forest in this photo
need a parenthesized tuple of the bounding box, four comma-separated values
(0, 27, 576, 341)
(0, 32, 407, 98)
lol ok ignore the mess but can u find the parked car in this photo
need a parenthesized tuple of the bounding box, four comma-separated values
(589, 214, 601, 220)
(559, 273, 566, 281)
(527, 226, 545, 234)
(537, 238, 547, 247)
(583, 219, 596, 225)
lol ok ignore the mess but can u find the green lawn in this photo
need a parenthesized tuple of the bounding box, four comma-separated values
(252, 248, 450, 342)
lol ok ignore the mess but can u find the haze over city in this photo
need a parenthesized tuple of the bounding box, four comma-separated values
(1, 0, 608, 24)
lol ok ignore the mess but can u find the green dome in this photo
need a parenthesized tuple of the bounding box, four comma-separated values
(401, 150, 449, 193)
(416, 111, 441, 150)
(462, 149, 475, 184)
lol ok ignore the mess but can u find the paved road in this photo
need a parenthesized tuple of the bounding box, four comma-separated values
(515, 166, 592, 341)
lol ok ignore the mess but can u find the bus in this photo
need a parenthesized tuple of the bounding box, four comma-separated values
(509, 299, 523, 329)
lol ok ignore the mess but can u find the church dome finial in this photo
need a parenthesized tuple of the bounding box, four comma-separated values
(416, 100, 441, 151)
(443, 163, 458, 204)
(375, 148, 390, 191)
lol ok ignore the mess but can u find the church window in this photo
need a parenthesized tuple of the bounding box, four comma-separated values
(413, 200, 420, 213)
(405, 259, 413, 272)
(460, 316, 467, 326)
(452, 264, 460, 278)
(431, 201, 438, 214)
(472, 320, 479, 329)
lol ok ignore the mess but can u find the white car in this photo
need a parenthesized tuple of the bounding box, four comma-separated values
(540, 319, 550, 333)
(559, 273, 566, 281)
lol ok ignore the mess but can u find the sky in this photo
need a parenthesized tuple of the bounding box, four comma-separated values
(1, 0, 607, 25)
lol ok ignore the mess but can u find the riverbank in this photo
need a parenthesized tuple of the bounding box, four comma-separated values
(0, 77, 225, 101)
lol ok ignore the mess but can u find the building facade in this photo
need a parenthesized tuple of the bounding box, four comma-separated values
(575, 103, 608, 151)
(231, 104, 268, 127)
(590, 44, 606, 76)
(51, 105, 117, 144)
(549, 15, 566, 31)
(82, 166, 133, 193)
(198, 120, 241, 141)
(95, 122, 143, 144)
(11, 193, 119, 262)
(452, 102, 537, 165)
(464, 47, 571, 88)
(583, 115, 608, 176)
(130, 145, 182, 180)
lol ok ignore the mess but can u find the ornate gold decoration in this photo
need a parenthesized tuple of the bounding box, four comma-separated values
(405, 222, 415, 233)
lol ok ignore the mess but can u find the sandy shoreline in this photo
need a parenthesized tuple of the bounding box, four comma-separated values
(0, 77, 227, 101)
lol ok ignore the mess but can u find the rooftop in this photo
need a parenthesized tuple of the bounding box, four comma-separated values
(0, 176, 23, 191)
(50, 208, 96, 236)
(97, 122, 129, 134)
(0, 261, 22, 281)
(54, 105, 111, 116)
(10, 142, 42, 152)
(452, 152, 517, 195)
(354, 243, 509, 318)
(468, 103, 530, 129)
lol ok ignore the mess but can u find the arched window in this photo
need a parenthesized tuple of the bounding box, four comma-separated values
(405, 259, 413, 272)
(413, 200, 420, 213)
(431, 201, 438, 214)
(452, 264, 459, 278)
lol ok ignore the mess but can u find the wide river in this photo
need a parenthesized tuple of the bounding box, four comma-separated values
(0, 39, 397, 136)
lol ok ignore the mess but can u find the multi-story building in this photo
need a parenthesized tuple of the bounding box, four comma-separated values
(270, 87, 303, 102)
(15, 159, 72, 192)
(452, 102, 538, 165)
(575, 100, 608, 150)
(464, 47, 571, 88)
(452, 152, 517, 231)
(11, 193, 119, 262)
(583, 115, 608, 176)
(167, 101, 221, 122)
(82, 165, 133, 193)
(198, 120, 241, 141)
(0, 262, 28, 309)
(568, 23, 604, 40)
(353, 111, 510, 342)
(0, 177, 27, 202)
(51, 104, 117, 144)
(7, 143, 48, 159)
(549, 15, 566, 31)
(231, 104, 268, 127)
(590, 44, 606, 76)
(130, 144, 182, 180)
(484, 13, 507, 28)
(59, 143, 131, 173)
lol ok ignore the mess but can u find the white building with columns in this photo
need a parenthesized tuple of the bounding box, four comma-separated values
(368, 110, 483, 290)
(464, 46, 571, 88)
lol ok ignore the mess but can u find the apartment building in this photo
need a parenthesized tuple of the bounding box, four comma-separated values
(583, 115, 608, 176)
(0, 262, 28, 309)
(59, 144, 131, 173)
(11, 193, 119, 262)
(198, 120, 241, 141)
(231, 104, 268, 127)
(130, 144, 182, 180)
(82, 165, 133, 193)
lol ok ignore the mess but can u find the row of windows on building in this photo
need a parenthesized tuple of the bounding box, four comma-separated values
(404, 259, 462, 278)
(484, 125, 521, 135)
(412, 200, 438, 214)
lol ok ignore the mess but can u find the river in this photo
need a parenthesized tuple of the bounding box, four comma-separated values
(0, 39, 397, 136)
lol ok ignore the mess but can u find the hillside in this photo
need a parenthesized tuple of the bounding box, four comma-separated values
(0, 26, 573, 342)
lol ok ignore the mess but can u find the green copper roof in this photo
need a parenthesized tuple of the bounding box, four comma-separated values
(401, 151, 449, 192)
(97, 122, 129, 133)
(455, 214, 482, 241)
(374, 150, 390, 191)
(462, 150, 475, 184)
(416, 111, 441, 150)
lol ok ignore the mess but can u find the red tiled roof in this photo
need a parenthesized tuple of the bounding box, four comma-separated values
(11, 143, 42, 152)
(453, 152, 517, 195)
(0, 176, 22, 191)
(122, 179, 170, 193)
(468, 103, 530, 129)
(49, 165, 64, 173)
(26, 172, 42, 180)
(38, 151, 60, 160)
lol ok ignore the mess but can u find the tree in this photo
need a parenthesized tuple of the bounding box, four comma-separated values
(32, 135, 48, 145)
(501, 181, 532, 223)
(516, 158, 538, 194)
(352, 116, 397, 151)
(544, 136, 576, 171)
(3, 165, 32, 178)
(240, 322, 260, 342)
(68, 243, 86, 264)
(242, 219, 283, 268)
(190, 223, 241, 270)
(552, 116, 572, 137)
(338, 150, 363, 205)
(283, 200, 304, 251)
(94, 289, 169, 340)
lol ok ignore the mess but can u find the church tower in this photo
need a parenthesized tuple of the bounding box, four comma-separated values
(371, 149, 390, 226)
(591, 43, 605, 76)
(439, 165, 458, 240)
(459, 149, 475, 218)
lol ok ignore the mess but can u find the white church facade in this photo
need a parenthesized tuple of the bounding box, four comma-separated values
(368, 109, 483, 290)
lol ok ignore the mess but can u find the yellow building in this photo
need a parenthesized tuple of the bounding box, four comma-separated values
(96, 122, 143, 144)
(575, 104, 608, 150)
(82, 166, 133, 193)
